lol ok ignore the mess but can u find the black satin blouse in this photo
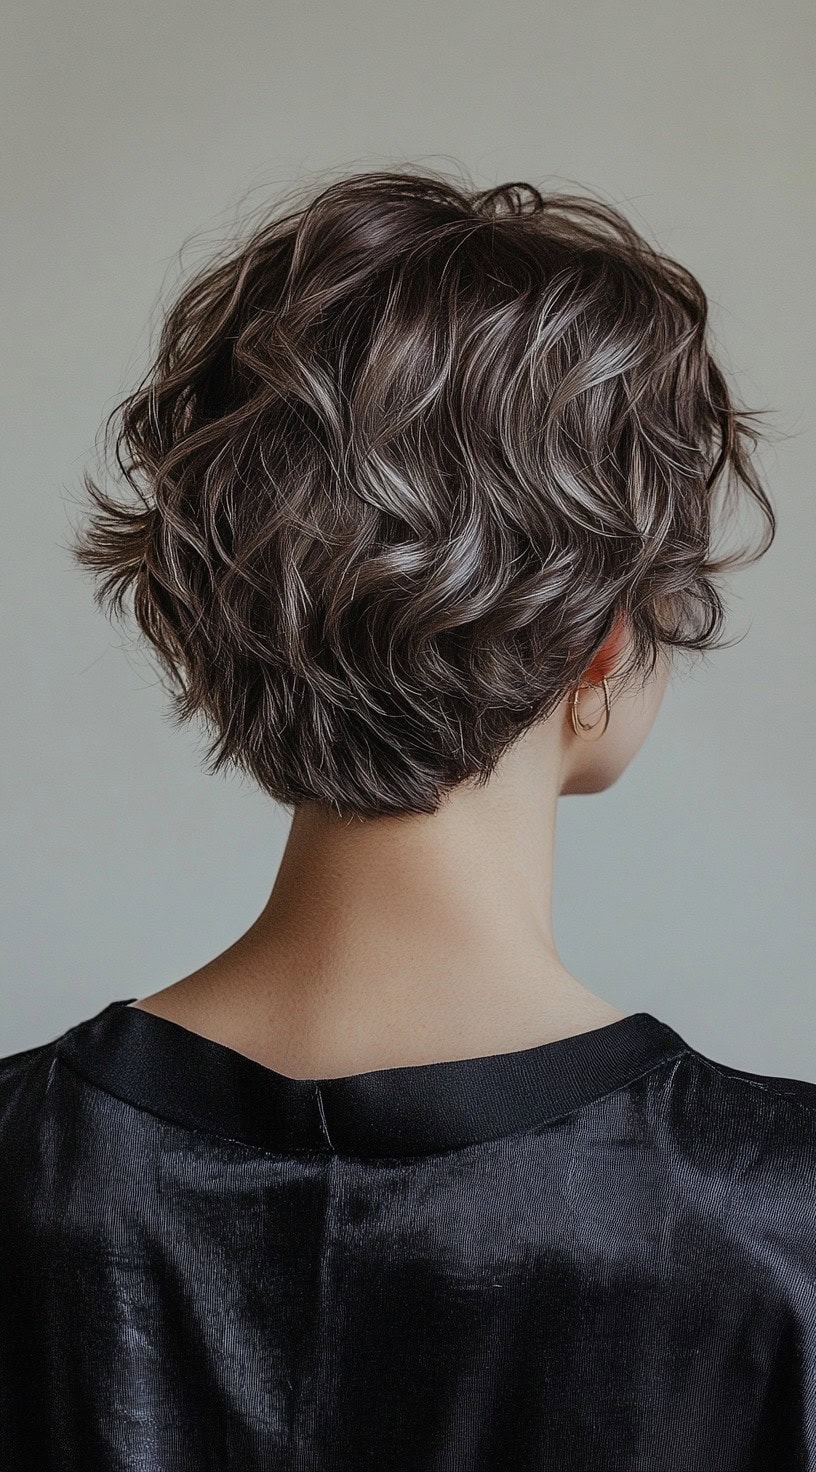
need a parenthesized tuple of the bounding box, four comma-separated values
(0, 996, 814, 1470)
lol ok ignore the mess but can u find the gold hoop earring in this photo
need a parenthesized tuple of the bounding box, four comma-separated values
(570, 678, 612, 741)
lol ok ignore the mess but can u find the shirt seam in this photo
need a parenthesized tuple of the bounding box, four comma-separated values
(682, 1047, 816, 1121)
(314, 1084, 334, 1148)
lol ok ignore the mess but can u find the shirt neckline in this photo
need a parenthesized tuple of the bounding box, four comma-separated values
(55, 996, 689, 1158)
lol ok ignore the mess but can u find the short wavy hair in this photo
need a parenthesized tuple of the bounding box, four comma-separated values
(75, 167, 775, 819)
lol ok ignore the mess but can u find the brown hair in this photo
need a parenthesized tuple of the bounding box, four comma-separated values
(74, 167, 775, 819)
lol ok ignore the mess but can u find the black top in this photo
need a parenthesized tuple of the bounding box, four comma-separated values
(1, 996, 814, 1470)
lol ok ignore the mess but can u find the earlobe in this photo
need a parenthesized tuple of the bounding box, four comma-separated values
(582, 612, 628, 686)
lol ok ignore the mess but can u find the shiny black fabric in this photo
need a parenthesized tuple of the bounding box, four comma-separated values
(0, 998, 814, 1470)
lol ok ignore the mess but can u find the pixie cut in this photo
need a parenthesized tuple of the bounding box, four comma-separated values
(76, 168, 774, 819)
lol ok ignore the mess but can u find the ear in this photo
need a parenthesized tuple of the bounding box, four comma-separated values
(582, 612, 628, 684)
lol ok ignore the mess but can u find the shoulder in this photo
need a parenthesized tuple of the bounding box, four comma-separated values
(0, 1035, 68, 1233)
(0, 1004, 118, 1161)
(669, 1038, 816, 1135)
(681, 1045, 816, 1118)
(0, 1033, 59, 1109)
(0, 1001, 123, 1132)
(0, 1014, 142, 1258)
(656, 1039, 816, 1219)
(0, 1031, 64, 1149)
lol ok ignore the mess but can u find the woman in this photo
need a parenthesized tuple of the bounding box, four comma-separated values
(1, 168, 813, 1469)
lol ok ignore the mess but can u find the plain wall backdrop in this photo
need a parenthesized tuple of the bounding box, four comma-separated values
(2, 0, 814, 1075)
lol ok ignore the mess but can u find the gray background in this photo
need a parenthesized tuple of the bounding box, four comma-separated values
(2, 0, 813, 1076)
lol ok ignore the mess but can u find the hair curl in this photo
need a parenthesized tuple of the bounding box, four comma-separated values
(74, 166, 775, 819)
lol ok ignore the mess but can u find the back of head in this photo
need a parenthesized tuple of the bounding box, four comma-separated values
(75, 167, 774, 819)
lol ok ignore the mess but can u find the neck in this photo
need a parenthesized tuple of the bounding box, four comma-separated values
(141, 722, 624, 1078)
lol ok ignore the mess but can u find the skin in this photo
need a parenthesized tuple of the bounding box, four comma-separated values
(130, 618, 672, 1078)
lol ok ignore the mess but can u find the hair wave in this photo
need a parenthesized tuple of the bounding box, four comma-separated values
(75, 167, 775, 818)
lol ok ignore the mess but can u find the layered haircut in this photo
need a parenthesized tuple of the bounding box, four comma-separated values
(75, 168, 775, 819)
